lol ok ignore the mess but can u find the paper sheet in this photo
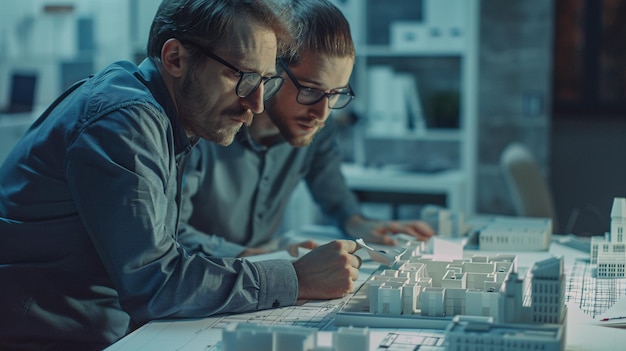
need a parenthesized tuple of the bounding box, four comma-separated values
(593, 297, 626, 327)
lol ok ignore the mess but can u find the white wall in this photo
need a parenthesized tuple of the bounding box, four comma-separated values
(0, 0, 162, 164)
(0, 0, 161, 109)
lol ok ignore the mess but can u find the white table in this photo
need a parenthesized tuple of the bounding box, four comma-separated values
(340, 164, 467, 215)
(106, 226, 626, 351)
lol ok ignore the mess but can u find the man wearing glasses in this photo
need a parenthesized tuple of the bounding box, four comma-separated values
(0, 1, 363, 349)
(179, 0, 435, 259)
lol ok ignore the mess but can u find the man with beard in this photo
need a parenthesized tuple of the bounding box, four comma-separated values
(0, 1, 362, 349)
(179, 0, 435, 258)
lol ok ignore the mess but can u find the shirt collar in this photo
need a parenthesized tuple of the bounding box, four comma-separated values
(137, 58, 196, 155)
(236, 125, 289, 152)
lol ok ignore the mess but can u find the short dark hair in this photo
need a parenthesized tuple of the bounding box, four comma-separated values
(281, 0, 354, 65)
(147, 0, 294, 61)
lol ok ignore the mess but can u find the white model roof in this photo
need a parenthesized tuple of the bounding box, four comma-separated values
(611, 197, 626, 219)
(531, 257, 563, 278)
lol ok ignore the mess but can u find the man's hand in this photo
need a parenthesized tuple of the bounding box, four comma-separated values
(293, 240, 361, 300)
(282, 240, 318, 257)
(345, 215, 435, 245)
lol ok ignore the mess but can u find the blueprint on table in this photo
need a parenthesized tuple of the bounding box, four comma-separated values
(566, 258, 626, 318)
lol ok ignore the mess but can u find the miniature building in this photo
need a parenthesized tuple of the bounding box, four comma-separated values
(502, 271, 525, 323)
(421, 287, 445, 316)
(478, 217, 552, 251)
(336, 234, 567, 350)
(529, 257, 566, 324)
(362, 254, 566, 327)
(590, 197, 626, 278)
(378, 285, 403, 315)
(222, 323, 369, 351)
(445, 316, 564, 351)
(420, 205, 470, 238)
(333, 326, 369, 351)
(465, 288, 501, 319)
(222, 323, 315, 351)
(364, 255, 515, 320)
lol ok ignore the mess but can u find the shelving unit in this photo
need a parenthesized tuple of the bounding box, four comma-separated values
(332, 0, 480, 215)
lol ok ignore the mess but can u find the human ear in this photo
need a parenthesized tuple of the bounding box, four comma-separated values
(160, 38, 186, 78)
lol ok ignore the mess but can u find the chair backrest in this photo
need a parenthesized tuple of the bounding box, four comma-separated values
(500, 142, 558, 231)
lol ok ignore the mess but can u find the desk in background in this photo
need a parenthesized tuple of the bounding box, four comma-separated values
(340, 164, 467, 218)
(280, 164, 466, 230)
(105, 226, 626, 351)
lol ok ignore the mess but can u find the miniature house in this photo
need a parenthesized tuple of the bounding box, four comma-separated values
(445, 316, 564, 351)
(362, 254, 565, 326)
(222, 323, 369, 351)
(590, 197, 626, 278)
(478, 217, 553, 251)
(529, 257, 566, 324)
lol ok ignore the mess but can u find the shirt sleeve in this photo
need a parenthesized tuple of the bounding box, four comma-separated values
(304, 117, 362, 233)
(65, 105, 297, 323)
(178, 225, 247, 257)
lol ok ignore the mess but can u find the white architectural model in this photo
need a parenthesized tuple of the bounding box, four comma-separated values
(590, 197, 626, 278)
(222, 237, 567, 351)
(422, 204, 553, 251)
(359, 253, 565, 325)
(221, 323, 369, 351)
(445, 315, 564, 351)
(336, 238, 567, 349)
(477, 216, 553, 251)
(225, 253, 567, 350)
(420, 205, 471, 238)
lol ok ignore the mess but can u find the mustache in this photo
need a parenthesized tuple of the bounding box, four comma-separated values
(297, 117, 325, 128)
(224, 109, 254, 124)
(223, 108, 251, 118)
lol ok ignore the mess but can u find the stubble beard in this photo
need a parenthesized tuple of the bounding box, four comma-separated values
(271, 113, 324, 148)
(177, 71, 243, 146)
(288, 120, 324, 147)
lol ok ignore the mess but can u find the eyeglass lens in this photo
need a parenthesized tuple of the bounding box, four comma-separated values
(191, 43, 283, 101)
(279, 60, 354, 109)
(297, 89, 353, 109)
(237, 73, 284, 100)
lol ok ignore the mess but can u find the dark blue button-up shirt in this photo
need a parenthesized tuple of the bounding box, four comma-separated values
(0, 59, 297, 350)
(179, 117, 361, 257)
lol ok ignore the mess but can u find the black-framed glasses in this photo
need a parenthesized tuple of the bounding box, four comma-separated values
(186, 42, 284, 100)
(278, 59, 355, 109)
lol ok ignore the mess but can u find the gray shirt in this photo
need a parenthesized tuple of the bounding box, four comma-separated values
(179, 117, 361, 257)
(0, 59, 297, 350)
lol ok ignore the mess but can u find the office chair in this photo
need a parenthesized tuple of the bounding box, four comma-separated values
(500, 142, 558, 232)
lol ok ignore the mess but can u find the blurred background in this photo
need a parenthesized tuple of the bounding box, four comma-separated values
(0, 0, 624, 236)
